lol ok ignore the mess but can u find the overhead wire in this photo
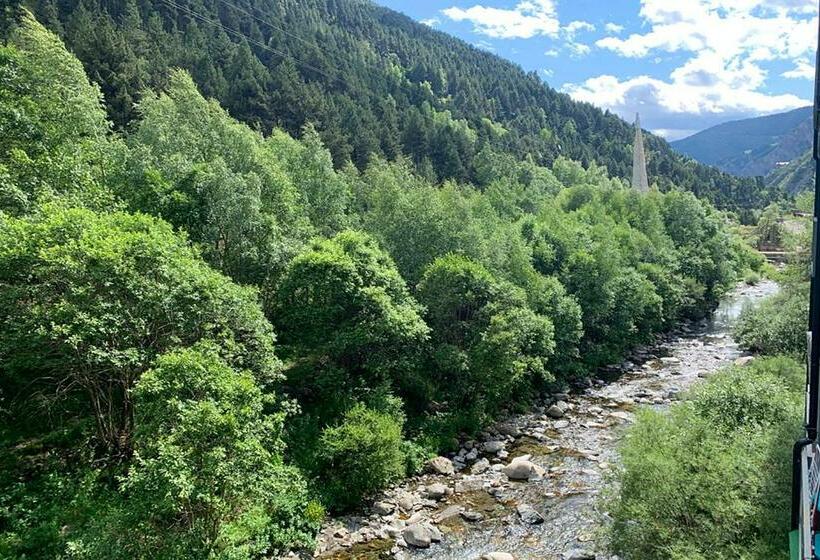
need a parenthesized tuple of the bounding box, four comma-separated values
(158, 0, 349, 90)
(211, 0, 319, 52)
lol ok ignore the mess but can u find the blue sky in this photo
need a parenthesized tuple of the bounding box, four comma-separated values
(373, 0, 818, 140)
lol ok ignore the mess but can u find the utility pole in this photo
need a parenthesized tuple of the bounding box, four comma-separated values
(631, 113, 649, 193)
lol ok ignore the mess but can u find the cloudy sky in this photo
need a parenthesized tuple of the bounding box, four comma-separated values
(373, 0, 818, 140)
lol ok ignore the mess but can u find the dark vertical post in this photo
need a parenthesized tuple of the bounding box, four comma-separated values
(809, 3, 820, 442)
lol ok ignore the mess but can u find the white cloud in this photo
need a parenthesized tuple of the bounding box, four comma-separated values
(567, 42, 591, 57)
(442, 0, 559, 39)
(542, 68, 554, 77)
(783, 58, 816, 79)
(420, 18, 440, 27)
(565, 0, 815, 132)
(653, 129, 701, 141)
(564, 20, 595, 37)
(604, 22, 624, 34)
(544, 48, 559, 57)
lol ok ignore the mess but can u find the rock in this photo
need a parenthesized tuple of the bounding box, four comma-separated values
(609, 411, 630, 421)
(461, 510, 484, 522)
(434, 505, 463, 523)
(546, 404, 565, 419)
(516, 503, 544, 525)
(480, 554, 515, 560)
(497, 423, 521, 437)
(427, 456, 455, 475)
(734, 356, 755, 367)
(384, 525, 403, 538)
(502, 457, 545, 480)
(483, 440, 506, 453)
(563, 549, 596, 560)
(471, 458, 491, 474)
(424, 483, 449, 500)
(373, 501, 395, 516)
(553, 419, 570, 429)
(455, 479, 485, 493)
(660, 357, 681, 365)
(402, 524, 432, 548)
(465, 448, 479, 461)
(407, 511, 425, 524)
(397, 493, 416, 512)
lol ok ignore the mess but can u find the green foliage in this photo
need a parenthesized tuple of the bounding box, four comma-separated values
(755, 203, 784, 249)
(417, 254, 555, 419)
(744, 271, 761, 285)
(0, 9, 771, 555)
(0, 9, 115, 214)
(316, 404, 405, 511)
(0, 204, 279, 454)
(124, 69, 311, 290)
(273, 230, 429, 401)
(611, 356, 803, 560)
(114, 343, 319, 558)
(29, 0, 775, 210)
(736, 286, 807, 356)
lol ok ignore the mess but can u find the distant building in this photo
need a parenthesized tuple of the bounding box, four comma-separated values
(631, 113, 649, 193)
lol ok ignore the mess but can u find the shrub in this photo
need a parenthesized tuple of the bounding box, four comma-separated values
(611, 357, 803, 560)
(417, 254, 555, 417)
(744, 271, 761, 285)
(273, 230, 429, 396)
(316, 404, 405, 511)
(120, 343, 319, 557)
(736, 287, 806, 356)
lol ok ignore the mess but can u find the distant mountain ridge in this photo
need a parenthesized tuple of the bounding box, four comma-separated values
(671, 106, 812, 177)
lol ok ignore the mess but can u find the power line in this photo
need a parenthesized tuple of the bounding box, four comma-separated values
(212, 0, 317, 52)
(158, 0, 347, 89)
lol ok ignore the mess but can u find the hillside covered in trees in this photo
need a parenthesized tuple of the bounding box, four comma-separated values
(25, 0, 777, 210)
(0, 6, 769, 559)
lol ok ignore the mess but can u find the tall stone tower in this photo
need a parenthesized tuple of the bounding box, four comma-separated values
(631, 113, 649, 193)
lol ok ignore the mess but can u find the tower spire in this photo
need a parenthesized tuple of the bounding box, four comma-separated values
(631, 113, 649, 193)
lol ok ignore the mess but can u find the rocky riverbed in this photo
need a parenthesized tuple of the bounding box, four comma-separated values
(307, 280, 778, 560)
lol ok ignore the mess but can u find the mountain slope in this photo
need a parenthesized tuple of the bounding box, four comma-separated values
(671, 106, 812, 177)
(766, 149, 814, 194)
(27, 0, 774, 208)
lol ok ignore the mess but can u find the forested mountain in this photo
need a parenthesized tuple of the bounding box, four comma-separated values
(766, 149, 814, 195)
(0, 8, 768, 558)
(25, 0, 775, 209)
(671, 106, 812, 178)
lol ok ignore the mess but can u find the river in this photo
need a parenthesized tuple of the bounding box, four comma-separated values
(311, 279, 779, 560)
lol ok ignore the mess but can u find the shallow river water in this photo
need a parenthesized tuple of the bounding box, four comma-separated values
(311, 280, 779, 560)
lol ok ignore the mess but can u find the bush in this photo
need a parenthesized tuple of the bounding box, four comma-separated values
(736, 287, 806, 356)
(611, 357, 803, 560)
(417, 254, 555, 417)
(273, 230, 429, 396)
(744, 271, 761, 285)
(120, 343, 319, 557)
(316, 404, 405, 511)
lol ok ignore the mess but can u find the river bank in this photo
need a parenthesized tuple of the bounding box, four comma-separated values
(308, 280, 779, 560)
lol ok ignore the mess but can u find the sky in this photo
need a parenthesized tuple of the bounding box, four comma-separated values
(373, 0, 818, 141)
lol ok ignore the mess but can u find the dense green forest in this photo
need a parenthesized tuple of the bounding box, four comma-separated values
(23, 0, 779, 210)
(0, 7, 767, 559)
